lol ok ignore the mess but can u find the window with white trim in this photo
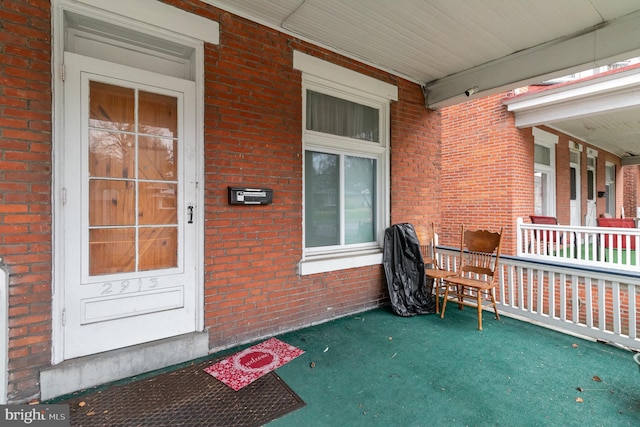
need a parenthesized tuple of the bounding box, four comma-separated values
(293, 52, 396, 275)
(533, 128, 558, 216)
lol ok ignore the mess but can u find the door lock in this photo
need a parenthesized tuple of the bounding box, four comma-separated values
(187, 204, 194, 224)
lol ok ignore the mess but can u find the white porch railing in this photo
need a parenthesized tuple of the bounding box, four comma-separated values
(437, 248, 640, 351)
(516, 217, 640, 272)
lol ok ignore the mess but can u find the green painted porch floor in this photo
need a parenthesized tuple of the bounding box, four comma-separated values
(264, 306, 640, 426)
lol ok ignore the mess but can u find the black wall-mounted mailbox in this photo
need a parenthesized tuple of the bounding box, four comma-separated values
(228, 187, 273, 205)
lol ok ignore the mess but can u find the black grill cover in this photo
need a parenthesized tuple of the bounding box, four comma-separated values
(383, 223, 436, 316)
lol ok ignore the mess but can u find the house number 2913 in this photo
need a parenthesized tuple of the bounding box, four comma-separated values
(101, 278, 159, 295)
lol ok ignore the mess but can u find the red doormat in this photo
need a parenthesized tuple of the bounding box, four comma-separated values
(205, 337, 304, 391)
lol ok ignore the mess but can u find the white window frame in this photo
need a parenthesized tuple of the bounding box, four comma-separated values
(533, 127, 558, 217)
(293, 51, 397, 275)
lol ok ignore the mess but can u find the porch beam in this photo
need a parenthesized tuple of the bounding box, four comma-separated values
(622, 155, 640, 166)
(424, 10, 640, 110)
(505, 69, 640, 128)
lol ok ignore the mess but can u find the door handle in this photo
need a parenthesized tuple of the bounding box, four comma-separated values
(187, 204, 194, 224)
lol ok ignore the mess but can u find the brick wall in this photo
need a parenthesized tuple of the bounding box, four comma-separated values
(198, 6, 440, 350)
(623, 165, 638, 218)
(440, 94, 532, 254)
(0, 0, 53, 403)
(441, 95, 624, 255)
(0, 0, 441, 401)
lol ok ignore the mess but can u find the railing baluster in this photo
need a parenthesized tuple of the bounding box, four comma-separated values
(436, 245, 640, 350)
(629, 284, 637, 340)
(584, 277, 593, 328)
(597, 278, 606, 332)
(548, 270, 556, 318)
(612, 281, 621, 335)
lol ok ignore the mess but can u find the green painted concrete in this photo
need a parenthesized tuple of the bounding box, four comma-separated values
(269, 307, 640, 426)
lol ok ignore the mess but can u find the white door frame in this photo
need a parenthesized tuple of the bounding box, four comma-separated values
(51, 0, 210, 364)
(569, 142, 582, 226)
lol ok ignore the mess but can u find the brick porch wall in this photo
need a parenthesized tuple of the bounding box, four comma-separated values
(440, 94, 532, 255)
(0, 0, 440, 402)
(441, 95, 624, 255)
(0, 0, 53, 403)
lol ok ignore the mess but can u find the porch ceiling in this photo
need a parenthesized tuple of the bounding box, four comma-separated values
(205, 0, 640, 109)
(505, 67, 640, 160)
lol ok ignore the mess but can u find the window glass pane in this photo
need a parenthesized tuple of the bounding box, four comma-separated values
(534, 171, 548, 215)
(305, 151, 339, 247)
(587, 169, 595, 200)
(570, 167, 577, 200)
(306, 90, 379, 142)
(345, 156, 376, 244)
(570, 151, 579, 164)
(534, 144, 550, 166)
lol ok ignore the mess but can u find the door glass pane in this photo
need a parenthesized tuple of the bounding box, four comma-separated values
(305, 151, 339, 247)
(89, 131, 135, 178)
(345, 156, 376, 244)
(138, 182, 177, 225)
(89, 82, 134, 131)
(139, 227, 178, 271)
(139, 136, 177, 181)
(89, 180, 135, 226)
(88, 81, 179, 275)
(89, 228, 135, 275)
(138, 91, 178, 137)
(570, 167, 577, 200)
(587, 169, 595, 200)
(306, 90, 379, 142)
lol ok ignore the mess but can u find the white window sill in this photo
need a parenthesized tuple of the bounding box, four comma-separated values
(298, 250, 383, 276)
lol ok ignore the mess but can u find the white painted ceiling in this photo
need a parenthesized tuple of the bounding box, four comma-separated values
(546, 103, 640, 159)
(205, 0, 640, 158)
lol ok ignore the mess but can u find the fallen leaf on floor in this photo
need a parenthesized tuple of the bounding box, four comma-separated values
(572, 343, 579, 348)
(575, 397, 584, 403)
(87, 410, 96, 416)
(576, 387, 584, 392)
(310, 362, 315, 368)
(78, 402, 86, 407)
(592, 375, 602, 382)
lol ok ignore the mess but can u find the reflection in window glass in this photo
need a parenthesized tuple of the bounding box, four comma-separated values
(345, 156, 375, 244)
(305, 151, 339, 248)
(534, 172, 549, 215)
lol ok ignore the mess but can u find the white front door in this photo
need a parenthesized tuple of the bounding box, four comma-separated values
(61, 52, 199, 359)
